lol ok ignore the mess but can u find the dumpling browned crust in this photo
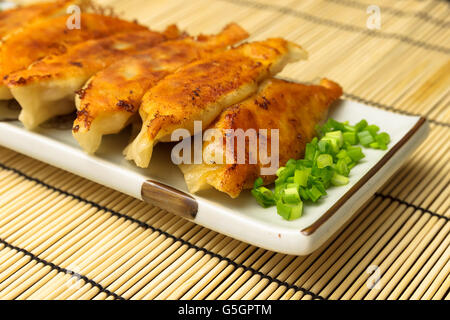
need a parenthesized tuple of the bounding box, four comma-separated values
(0, 0, 79, 40)
(6, 26, 180, 130)
(0, 13, 148, 99)
(126, 38, 308, 168)
(72, 23, 248, 154)
(179, 78, 343, 198)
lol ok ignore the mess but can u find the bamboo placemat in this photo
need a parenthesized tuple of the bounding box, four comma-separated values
(0, 0, 448, 300)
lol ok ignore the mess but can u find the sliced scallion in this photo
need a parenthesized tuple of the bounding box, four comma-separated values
(252, 118, 390, 220)
(283, 187, 301, 204)
(357, 130, 375, 146)
(331, 173, 349, 186)
(316, 154, 333, 168)
(294, 169, 310, 187)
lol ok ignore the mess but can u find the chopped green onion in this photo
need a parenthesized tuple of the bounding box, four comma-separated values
(307, 186, 323, 202)
(336, 158, 350, 176)
(252, 118, 390, 220)
(276, 167, 285, 176)
(336, 149, 347, 159)
(318, 139, 332, 154)
(317, 154, 333, 168)
(276, 200, 291, 220)
(254, 177, 264, 189)
(325, 131, 344, 148)
(311, 167, 334, 187)
(337, 150, 353, 165)
(331, 173, 349, 186)
(346, 146, 365, 162)
(313, 181, 327, 195)
(343, 124, 356, 132)
(289, 202, 303, 220)
(274, 183, 285, 199)
(354, 119, 368, 132)
(294, 169, 310, 187)
(286, 183, 299, 190)
(305, 143, 316, 161)
(366, 124, 379, 136)
(286, 159, 297, 167)
(296, 159, 313, 168)
(376, 132, 390, 145)
(276, 166, 295, 183)
(329, 118, 345, 131)
(373, 132, 390, 150)
(276, 200, 303, 220)
(298, 187, 309, 200)
(321, 136, 340, 153)
(357, 130, 375, 146)
(251, 186, 275, 208)
(283, 187, 301, 204)
(343, 131, 357, 145)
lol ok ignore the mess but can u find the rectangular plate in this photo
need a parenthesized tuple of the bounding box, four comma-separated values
(0, 99, 428, 255)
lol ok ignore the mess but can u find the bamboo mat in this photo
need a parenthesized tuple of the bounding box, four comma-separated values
(0, 0, 448, 300)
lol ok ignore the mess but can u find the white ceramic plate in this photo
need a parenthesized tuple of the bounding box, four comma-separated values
(0, 99, 428, 255)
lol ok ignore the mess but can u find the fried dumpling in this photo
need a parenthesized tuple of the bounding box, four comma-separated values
(72, 23, 248, 154)
(0, 0, 81, 40)
(0, 0, 87, 99)
(6, 26, 180, 130)
(126, 38, 308, 168)
(179, 78, 343, 198)
(0, 13, 148, 99)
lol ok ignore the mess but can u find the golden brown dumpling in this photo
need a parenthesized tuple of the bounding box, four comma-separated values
(179, 78, 343, 198)
(72, 23, 248, 154)
(126, 38, 308, 168)
(0, 13, 148, 99)
(6, 26, 179, 129)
